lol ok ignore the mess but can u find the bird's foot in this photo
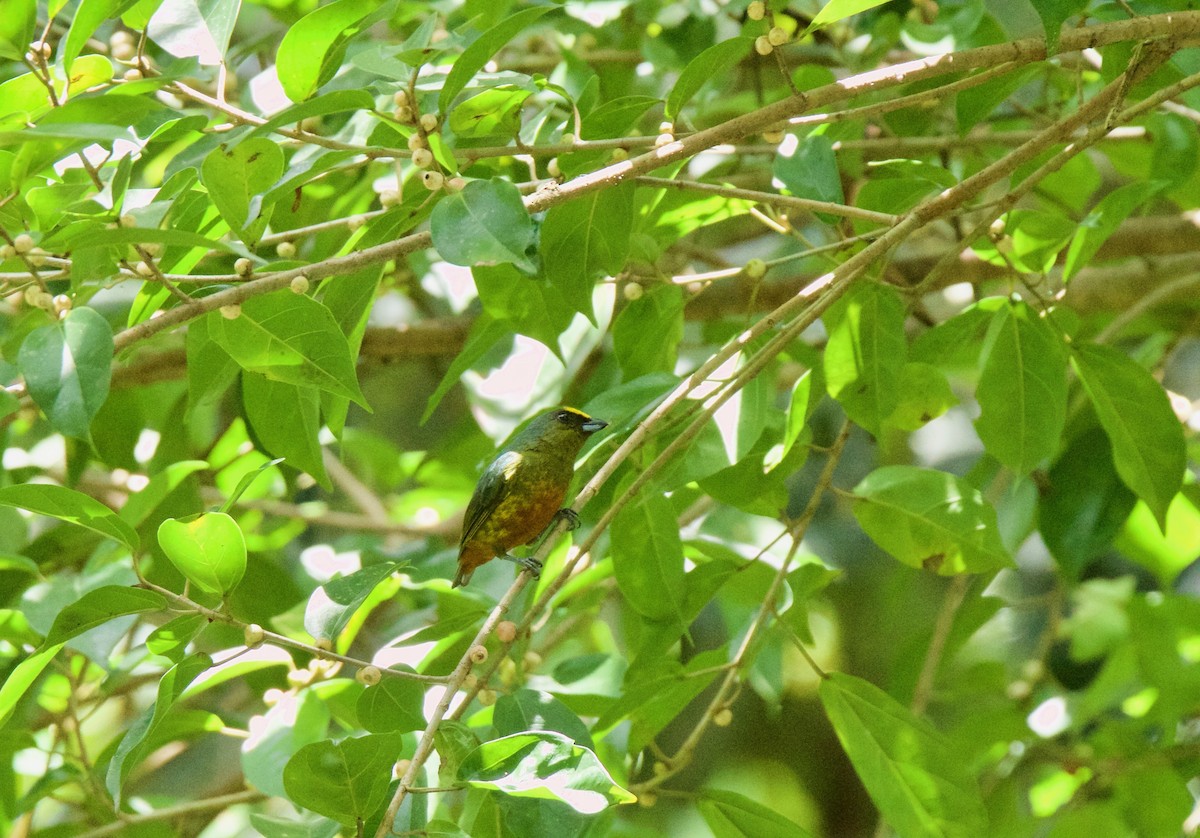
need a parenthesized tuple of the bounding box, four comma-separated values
(553, 508, 581, 531)
(500, 553, 543, 579)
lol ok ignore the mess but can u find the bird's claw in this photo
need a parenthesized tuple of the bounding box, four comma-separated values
(499, 553, 543, 579)
(554, 508, 581, 531)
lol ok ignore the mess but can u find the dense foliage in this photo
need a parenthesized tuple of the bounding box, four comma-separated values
(1, 0, 1199, 836)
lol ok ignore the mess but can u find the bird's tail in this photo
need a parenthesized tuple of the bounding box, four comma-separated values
(452, 564, 473, 588)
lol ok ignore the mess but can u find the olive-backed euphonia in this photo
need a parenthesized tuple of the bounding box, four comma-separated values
(454, 407, 607, 588)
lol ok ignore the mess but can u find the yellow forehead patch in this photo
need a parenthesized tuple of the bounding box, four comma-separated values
(558, 407, 592, 419)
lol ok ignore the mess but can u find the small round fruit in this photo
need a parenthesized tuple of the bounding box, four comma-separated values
(411, 147, 434, 168)
(419, 113, 439, 132)
(422, 170, 445, 191)
(713, 707, 733, 727)
(380, 188, 401, 207)
(0, 244, 15, 259)
(638, 791, 658, 808)
(234, 257, 253, 276)
(495, 621, 518, 643)
(747, 1, 766, 21)
(52, 294, 72, 315)
(478, 688, 496, 706)
(523, 650, 542, 670)
(119, 214, 136, 228)
(275, 241, 296, 259)
(755, 35, 773, 56)
(13, 234, 34, 254)
(744, 258, 767, 279)
(446, 176, 467, 192)
(123, 68, 143, 81)
(547, 157, 561, 178)
(394, 105, 415, 123)
(768, 27, 789, 46)
(135, 260, 155, 277)
(244, 623, 266, 648)
(27, 248, 47, 267)
(407, 133, 427, 151)
(220, 304, 241, 319)
(762, 129, 785, 143)
(611, 147, 629, 162)
(347, 215, 367, 231)
(110, 41, 136, 62)
(290, 275, 310, 294)
(392, 90, 409, 107)
(654, 133, 674, 147)
(561, 133, 576, 145)
(357, 665, 382, 686)
(623, 282, 644, 301)
(658, 121, 674, 134)
(314, 637, 333, 652)
(469, 644, 488, 664)
(393, 758, 411, 778)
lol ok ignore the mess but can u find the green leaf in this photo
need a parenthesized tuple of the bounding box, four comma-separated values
(201, 138, 285, 240)
(157, 512, 247, 595)
(1040, 427, 1136, 581)
(1071, 343, 1185, 529)
(63, 0, 129, 74)
(248, 89, 376, 140)
(18, 307, 114, 441)
(823, 281, 907, 434)
(119, 460, 210, 528)
(276, 0, 385, 102)
(106, 652, 212, 804)
(1063, 181, 1166, 281)
(974, 301, 1067, 475)
(242, 374, 329, 488)
(0, 483, 139, 551)
(439, 6, 554, 112)
(1115, 490, 1200, 586)
(459, 731, 635, 813)
(148, 0, 242, 65)
(819, 672, 987, 838)
(494, 690, 593, 749)
(1006, 209, 1076, 273)
(304, 563, 399, 642)
(283, 733, 404, 826)
(1031, 0, 1087, 54)
(357, 673, 426, 734)
(429, 178, 535, 271)
(774, 134, 844, 207)
(0, 0, 36, 61)
(852, 466, 1013, 575)
(611, 488, 686, 624)
(886, 362, 955, 431)
(541, 182, 634, 320)
(0, 586, 166, 725)
(207, 291, 369, 407)
(449, 87, 532, 138)
(665, 37, 752, 120)
(473, 264, 574, 357)
(146, 613, 208, 663)
(810, 0, 897, 29)
(699, 788, 814, 838)
(612, 284, 683, 380)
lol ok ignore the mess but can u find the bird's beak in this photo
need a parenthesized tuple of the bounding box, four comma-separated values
(582, 418, 608, 433)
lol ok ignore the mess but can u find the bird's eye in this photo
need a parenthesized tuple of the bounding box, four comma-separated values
(556, 411, 571, 422)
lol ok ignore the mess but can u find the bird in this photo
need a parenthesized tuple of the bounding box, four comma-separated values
(453, 407, 608, 588)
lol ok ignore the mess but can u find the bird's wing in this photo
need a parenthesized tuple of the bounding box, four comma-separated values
(460, 450, 523, 548)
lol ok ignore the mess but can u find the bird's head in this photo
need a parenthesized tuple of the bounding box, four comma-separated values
(514, 407, 608, 453)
